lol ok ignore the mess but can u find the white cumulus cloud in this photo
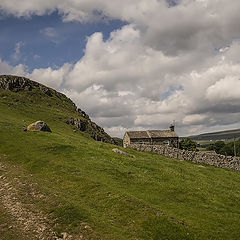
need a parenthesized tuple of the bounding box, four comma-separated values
(1, 0, 240, 137)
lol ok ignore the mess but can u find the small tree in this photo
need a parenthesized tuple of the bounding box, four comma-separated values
(214, 141, 225, 153)
(179, 138, 197, 151)
(207, 141, 225, 154)
(219, 143, 234, 156)
(206, 143, 215, 151)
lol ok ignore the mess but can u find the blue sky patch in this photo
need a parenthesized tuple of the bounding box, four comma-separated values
(161, 85, 184, 100)
(165, 0, 180, 7)
(0, 11, 126, 71)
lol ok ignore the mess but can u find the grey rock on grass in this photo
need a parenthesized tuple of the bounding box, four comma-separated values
(27, 121, 52, 132)
(112, 148, 135, 158)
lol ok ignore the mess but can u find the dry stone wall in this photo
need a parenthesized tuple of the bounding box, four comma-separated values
(130, 144, 240, 171)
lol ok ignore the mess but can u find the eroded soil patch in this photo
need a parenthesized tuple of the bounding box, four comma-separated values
(0, 156, 59, 240)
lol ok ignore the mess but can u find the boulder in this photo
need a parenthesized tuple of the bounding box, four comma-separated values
(112, 148, 135, 158)
(27, 121, 52, 132)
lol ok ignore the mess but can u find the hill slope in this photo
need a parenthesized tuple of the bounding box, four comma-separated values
(1, 75, 240, 239)
(189, 128, 240, 141)
(0, 75, 115, 144)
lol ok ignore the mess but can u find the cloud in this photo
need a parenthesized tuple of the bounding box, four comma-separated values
(2, 22, 240, 137)
(12, 41, 24, 61)
(0, 58, 27, 75)
(40, 27, 60, 43)
(33, 54, 41, 60)
(1, 1, 240, 137)
(206, 76, 240, 102)
(1, 0, 240, 54)
(182, 114, 208, 125)
(29, 63, 72, 89)
(0, 0, 56, 17)
(40, 27, 57, 38)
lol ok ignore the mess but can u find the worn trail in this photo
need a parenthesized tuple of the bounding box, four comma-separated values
(0, 158, 61, 240)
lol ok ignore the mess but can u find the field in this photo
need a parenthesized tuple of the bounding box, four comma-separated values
(194, 139, 237, 151)
(1, 88, 240, 239)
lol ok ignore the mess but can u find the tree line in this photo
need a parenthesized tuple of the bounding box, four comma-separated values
(206, 139, 240, 157)
(179, 138, 240, 157)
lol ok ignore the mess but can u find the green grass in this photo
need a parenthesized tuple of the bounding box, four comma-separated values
(1, 88, 240, 239)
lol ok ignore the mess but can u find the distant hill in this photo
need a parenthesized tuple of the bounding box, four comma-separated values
(189, 128, 240, 141)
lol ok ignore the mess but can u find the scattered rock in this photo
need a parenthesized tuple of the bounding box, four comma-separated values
(55, 232, 72, 240)
(112, 148, 135, 158)
(62, 232, 68, 239)
(77, 109, 90, 120)
(65, 117, 115, 144)
(27, 121, 52, 132)
(65, 118, 87, 131)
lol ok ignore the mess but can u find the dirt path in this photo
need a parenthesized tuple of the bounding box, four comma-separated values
(0, 158, 70, 240)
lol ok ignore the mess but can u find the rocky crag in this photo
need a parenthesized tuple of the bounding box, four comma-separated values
(0, 75, 115, 144)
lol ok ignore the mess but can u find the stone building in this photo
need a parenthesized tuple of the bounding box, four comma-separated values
(123, 125, 179, 148)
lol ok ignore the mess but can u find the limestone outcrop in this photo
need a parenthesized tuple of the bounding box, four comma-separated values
(112, 148, 135, 158)
(27, 121, 52, 132)
(65, 117, 114, 143)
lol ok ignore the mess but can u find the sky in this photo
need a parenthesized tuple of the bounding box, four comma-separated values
(1, 0, 240, 137)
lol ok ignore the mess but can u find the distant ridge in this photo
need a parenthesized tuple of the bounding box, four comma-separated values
(189, 128, 240, 140)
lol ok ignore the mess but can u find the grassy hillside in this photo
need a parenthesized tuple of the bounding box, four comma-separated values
(0, 75, 115, 144)
(1, 80, 240, 239)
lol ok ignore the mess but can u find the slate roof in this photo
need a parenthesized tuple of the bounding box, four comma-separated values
(126, 130, 178, 139)
(147, 130, 178, 138)
(126, 131, 150, 139)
